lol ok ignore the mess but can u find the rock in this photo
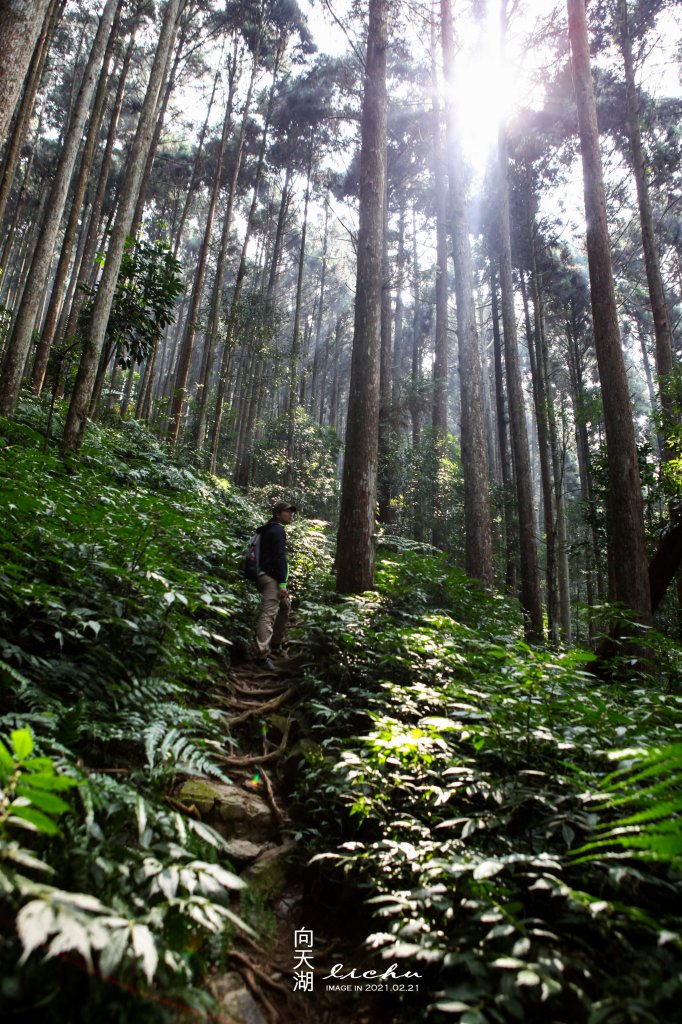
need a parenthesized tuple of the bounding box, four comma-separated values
(242, 840, 297, 898)
(177, 779, 273, 841)
(223, 838, 264, 866)
(212, 971, 268, 1024)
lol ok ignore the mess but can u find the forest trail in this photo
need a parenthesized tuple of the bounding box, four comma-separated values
(178, 655, 394, 1024)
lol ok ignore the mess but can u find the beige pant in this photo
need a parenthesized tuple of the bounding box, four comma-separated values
(255, 573, 290, 655)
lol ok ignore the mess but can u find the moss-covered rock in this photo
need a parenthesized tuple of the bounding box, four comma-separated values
(241, 840, 297, 898)
(177, 779, 273, 840)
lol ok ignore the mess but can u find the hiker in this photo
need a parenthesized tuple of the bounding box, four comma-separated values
(254, 500, 296, 670)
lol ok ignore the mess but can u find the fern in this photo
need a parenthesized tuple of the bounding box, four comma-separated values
(574, 744, 682, 866)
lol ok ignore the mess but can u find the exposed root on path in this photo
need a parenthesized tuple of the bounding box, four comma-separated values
(218, 715, 292, 767)
(227, 686, 296, 726)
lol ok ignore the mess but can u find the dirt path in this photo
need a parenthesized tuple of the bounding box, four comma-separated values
(193, 656, 401, 1024)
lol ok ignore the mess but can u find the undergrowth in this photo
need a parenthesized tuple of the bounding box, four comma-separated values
(293, 547, 682, 1024)
(0, 400, 317, 1021)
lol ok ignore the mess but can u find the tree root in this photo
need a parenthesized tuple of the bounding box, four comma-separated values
(230, 949, 292, 997)
(231, 682, 290, 698)
(227, 686, 296, 726)
(218, 718, 292, 767)
(165, 795, 201, 818)
(236, 962, 280, 1023)
(260, 766, 285, 838)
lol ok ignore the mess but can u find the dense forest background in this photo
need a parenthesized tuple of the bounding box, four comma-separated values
(1, 0, 682, 1021)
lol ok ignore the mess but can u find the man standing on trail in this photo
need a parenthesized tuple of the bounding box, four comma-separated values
(254, 500, 295, 671)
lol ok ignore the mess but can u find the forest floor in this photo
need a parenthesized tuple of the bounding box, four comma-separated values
(191, 652, 398, 1024)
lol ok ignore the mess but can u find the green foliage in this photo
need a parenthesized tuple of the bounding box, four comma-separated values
(250, 406, 341, 518)
(574, 743, 682, 866)
(0, 401, 270, 1019)
(292, 551, 682, 1024)
(80, 235, 183, 368)
(382, 428, 465, 557)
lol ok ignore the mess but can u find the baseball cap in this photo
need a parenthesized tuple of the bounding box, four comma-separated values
(272, 500, 297, 515)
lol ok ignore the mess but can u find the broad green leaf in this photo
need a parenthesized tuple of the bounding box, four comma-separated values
(16, 785, 70, 815)
(9, 806, 60, 835)
(11, 728, 33, 760)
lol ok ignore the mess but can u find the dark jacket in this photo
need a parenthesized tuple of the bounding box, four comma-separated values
(258, 519, 288, 585)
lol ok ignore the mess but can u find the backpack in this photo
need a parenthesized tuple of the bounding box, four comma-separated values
(240, 530, 261, 581)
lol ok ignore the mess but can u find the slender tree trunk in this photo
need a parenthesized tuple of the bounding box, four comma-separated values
(378, 172, 393, 525)
(0, 0, 53, 149)
(309, 196, 329, 417)
(167, 68, 235, 445)
(131, 14, 189, 235)
(520, 267, 557, 640)
(285, 140, 314, 485)
(336, 0, 388, 593)
(410, 202, 422, 448)
(567, 0, 651, 624)
(191, 43, 261, 454)
(495, 126, 543, 640)
(208, 48, 278, 474)
(32, 1, 122, 394)
(430, 14, 448, 547)
(618, 0, 676, 440)
(0, 0, 62, 229)
(440, 0, 492, 584)
(61, 0, 184, 454)
(172, 62, 221, 257)
(61, 30, 135, 345)
(0, 106, 42, 277)
(0, 0, 120, 416)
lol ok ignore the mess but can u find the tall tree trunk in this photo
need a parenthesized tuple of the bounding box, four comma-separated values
(0, 0, 53, 149)
(495, 128, 543, 641)
(131, 13, 189, 235)
(167, 66, 235, 445)
(410, 202, 422, 449)
(32, 0, 122, 394)
(440, 0, 493, 585)
(284, 139, 314, 485)
(61, 29, 135, 346)
(430, 13, 448, 547)
(0, 0, 62, 229)
(172, 61, 221, 257)
(378, 172, 393, 525)
(520, 267, 557, 641)
(208, 47, 279, 474)
(0, 0, 120, 416)
(61, 0, 184, 454)
(567, 0, 651, 625)
(336, 0, 388, 593)
(309, 195, 329, 418)
(618, 0, 676, 441)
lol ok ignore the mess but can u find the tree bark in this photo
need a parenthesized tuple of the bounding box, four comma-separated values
(284, 140, 314, 485)
(32, 0, 122, 394)
(495, 126, 543, 641)
(336, 0, 388, 594)
(440, 0, 493, 585)
(0, 0, 53, 150)
(567, 0, 651, 624)
(167, 66, 236, 445)
(0, 0, 62, 229)
(60, 29, 136, 347)
(61, 0, 184, 454)
(192, 47, 260, 453)
(618, 0, 676, 442)
(0, 0, 120, 416)
(208, 47, 280, 474)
